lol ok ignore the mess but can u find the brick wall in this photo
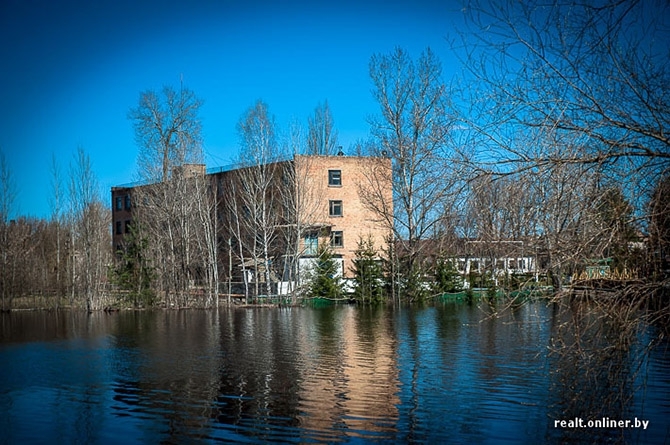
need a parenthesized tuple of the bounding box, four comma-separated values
(296, 155, 393, 277)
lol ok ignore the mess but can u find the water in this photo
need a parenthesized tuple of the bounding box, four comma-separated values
(0, 302, 668, 444)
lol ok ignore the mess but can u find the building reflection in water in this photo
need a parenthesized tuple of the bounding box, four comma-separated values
(295, 306, 400, 439)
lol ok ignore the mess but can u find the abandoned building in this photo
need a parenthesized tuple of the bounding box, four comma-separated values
(111, 154, 393, 295)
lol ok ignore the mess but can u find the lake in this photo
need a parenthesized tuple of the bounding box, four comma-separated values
(0, 301, 668, 444)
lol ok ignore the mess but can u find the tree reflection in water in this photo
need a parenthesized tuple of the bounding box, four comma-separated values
(546, 289, 670, 444)
(0, 300, 668, 443)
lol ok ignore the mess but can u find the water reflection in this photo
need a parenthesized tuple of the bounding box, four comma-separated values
(295, 307, 400, 441)
(545, 298, 669, 444)
(0, 302, 668, 443)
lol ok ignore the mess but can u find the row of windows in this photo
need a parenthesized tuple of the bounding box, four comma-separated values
(327, 171, 343, 247)
(115, 171, 341, 213)
(114, 195, 131, 211)
(304, 230, 344, 254)
(115, 221, 342, 249)
(115, 220, 131, 235)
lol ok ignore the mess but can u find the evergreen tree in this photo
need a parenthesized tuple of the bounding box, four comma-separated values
(595, 187, 638, 272)
(432, 258, 463, 294)
(351, 236, 385, 304)
(111, 225, 155, 307)
(308, 244, 343, 299)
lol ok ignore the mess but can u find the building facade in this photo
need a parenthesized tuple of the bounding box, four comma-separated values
(292, 155, 392, 279)
(111, 154, 393, 295)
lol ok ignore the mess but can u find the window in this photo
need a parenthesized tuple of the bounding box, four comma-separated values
(124, 195, 131, 210)
(329, 200, 343, 217)
(304, 233, 318, 255)
(328, 170, 341, 186)
(330, 231, 343, 248)
(125, 220, 131, 234)
(115, 221, 122, 235)
(115, 196, 122, 211)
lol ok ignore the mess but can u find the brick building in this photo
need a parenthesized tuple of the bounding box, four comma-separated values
(292, 155, 393, 279)
(111, 154, 392, 292)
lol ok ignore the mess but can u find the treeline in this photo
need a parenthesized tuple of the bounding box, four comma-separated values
(1, 0, 669, 310)
(0, 149, 111, 311)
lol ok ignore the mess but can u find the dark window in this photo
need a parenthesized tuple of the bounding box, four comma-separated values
(115, 221, 122, 235)
(331, 231, 343, 248)
(115, 196, 122, 211)
(124, 195, 131, 210)
(329, 200, 343, 217)
(304, 233, 318, 255)
(328, 170, 341, 186)
(125, 220, 131, 234)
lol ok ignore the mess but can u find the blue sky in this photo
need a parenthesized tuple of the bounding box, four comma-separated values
(1, 0, 464, 218)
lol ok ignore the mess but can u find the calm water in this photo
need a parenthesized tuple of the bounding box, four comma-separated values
(0, 302, 668, 444)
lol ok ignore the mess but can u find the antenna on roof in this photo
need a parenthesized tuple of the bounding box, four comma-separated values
(337, 146, 344, 156)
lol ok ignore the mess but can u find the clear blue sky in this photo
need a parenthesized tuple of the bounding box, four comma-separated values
(0, 0, 464, 218)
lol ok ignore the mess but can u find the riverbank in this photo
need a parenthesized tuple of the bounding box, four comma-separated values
(2, 277, 667, 313)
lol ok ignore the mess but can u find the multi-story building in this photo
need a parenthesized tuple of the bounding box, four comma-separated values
(291, 155, 392, 279)
(111, 154, 393, 294)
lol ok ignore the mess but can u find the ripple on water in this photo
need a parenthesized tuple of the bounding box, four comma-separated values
(1, 304, 668, 444)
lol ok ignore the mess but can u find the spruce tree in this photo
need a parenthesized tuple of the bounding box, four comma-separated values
(111, 225, 155, 307)
(352, 236, 385, 304)
(309, 244, 343, 300)
(433, 258, 463, 294)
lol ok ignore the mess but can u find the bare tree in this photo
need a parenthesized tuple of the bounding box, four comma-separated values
(307, 101, 339, 155)
(0, 150, 16, 310)
(280, 131, 328, 299)
(235, 100, 283, 297)
(129, 85, 203, 183)
(0, 150, 15, 225)
(49, 153, 67, 305)
(649, 174, 670, 277)
(68, 147, 109, 311)
(194, 172, 219, 307)
(367, 47, 456, 298)
(466, 0, 670, 169)
(452, 0, 670, 291)
(458, 0, 669, 214)
(128, 84, 205, 307)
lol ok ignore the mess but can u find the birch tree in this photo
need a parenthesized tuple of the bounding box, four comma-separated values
(307, 101, 339, 155)
(236, 100, 282, 297)
(0, 151, 16, 310)
(194, 173, 219, 307)
(128, 84, 205, 306)
(367, 47, 456, 298)
(68, 147, 109, 311)
(279, 123, 327, 300)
